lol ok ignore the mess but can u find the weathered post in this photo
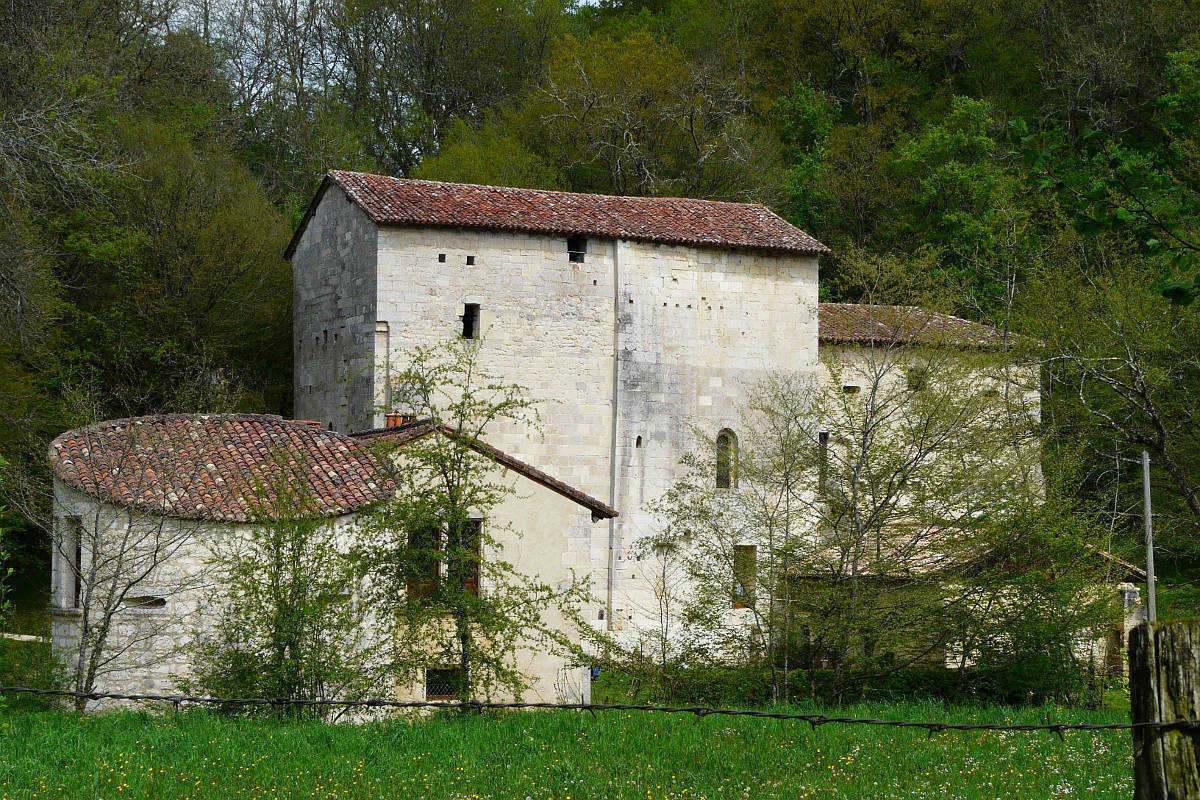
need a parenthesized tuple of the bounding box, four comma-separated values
(1129, 620, 1200, 799)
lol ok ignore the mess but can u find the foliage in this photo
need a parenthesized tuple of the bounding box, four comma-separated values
(188, 454, 385, 717)
(592, 662, 1108, 707)
(642, 303, 1118, 700)
(0, 703, 1133, 799)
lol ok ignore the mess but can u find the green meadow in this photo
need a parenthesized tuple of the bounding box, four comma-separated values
(0, 702, 1130, 799)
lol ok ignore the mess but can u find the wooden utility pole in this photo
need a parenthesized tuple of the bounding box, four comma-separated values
(1129, 620, 1200, 799)
(1143, 451, 1157, 621)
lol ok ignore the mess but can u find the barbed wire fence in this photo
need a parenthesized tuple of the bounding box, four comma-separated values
(1, 684, 1197, 736)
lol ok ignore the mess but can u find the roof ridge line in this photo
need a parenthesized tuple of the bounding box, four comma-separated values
(327, 169, 773, 210)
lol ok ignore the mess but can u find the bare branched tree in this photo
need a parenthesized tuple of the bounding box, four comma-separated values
(4, 417, 215, 710)
(650, 307, 1117, 702)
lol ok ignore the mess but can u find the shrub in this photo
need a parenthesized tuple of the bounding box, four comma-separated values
(592, 659, 1100, 708)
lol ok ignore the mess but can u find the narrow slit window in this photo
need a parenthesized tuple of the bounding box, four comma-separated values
(818, 431, 830, 496)
(732, 544, 756, 608)
(715, 429, 737, 490)
(70, 519, 83, 608)
(567, 235, 587, 263)
(461, 304, 480, 340)
(122, 596, 166, 609)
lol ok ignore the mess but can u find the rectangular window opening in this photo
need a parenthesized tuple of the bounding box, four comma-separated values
(459, 519, 482, 597)
(461, 304, 480, 340)
(842, 384, 861, 395)
(407, 524, 441, 602)
(732, 544, 756, 608)
(466, 255, 475, 266)
(438, 253, 446, 263)
(567, 235, 587, 263)
(425, 667, 464, 701)
(59, 517, 85, 610)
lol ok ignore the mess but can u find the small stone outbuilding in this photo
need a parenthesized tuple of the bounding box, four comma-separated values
(48, 413, 615, 703)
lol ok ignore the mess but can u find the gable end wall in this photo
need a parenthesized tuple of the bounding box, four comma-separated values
(292, 186, 379, 432)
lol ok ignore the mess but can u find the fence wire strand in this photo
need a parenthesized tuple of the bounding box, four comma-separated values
(2, 684, 1198, 734)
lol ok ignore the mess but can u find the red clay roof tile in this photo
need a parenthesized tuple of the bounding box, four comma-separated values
(286, 170, 828, 258)
(818, 303, 1003, 347)
(49, 415, 397, 522)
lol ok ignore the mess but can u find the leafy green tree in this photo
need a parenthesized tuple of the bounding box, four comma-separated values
(354, 341, 594, 703)
(1020, 232, 1200, 618)
(417, 29, 781, 200)
(190, 451, 385, 716)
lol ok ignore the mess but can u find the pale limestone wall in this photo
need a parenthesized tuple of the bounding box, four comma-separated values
(49, 481, 219, 698)
(609, 241, 819, 641)
(373, 226, 617, 499)
(372, 226, 619, 626)
(384, 457, 601, 703)
(372, 228, 819, 643)
(292, 185, 379, 433)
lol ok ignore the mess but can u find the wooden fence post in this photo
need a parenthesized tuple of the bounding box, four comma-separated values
(1129, 619, 1200, 800)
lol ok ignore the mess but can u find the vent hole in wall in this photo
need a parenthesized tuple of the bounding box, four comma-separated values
(123, 596, 166, 609)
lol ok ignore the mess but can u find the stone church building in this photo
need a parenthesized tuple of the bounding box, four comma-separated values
(47, 170, 1143, 705)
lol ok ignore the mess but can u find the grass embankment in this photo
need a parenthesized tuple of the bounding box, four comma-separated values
(0, 701, 1129, 799)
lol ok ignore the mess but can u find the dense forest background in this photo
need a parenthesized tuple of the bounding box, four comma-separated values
(1, 0, 1198, 613)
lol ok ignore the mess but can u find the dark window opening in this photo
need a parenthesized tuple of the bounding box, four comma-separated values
(567, 235, 587, 263)
(466, 255, 475, 265)
(455, 519, 482, 597)
(461, 304, 480, 339)
(72, 534, 82, 608)
(635, 435, 642, 448)
(716, 429, 737, 490)
(732, 544, 756, 608)
(406, 524, 441, 602)
(438, 253, 446, 263)
(818, 431, 830, 496)
(842, 385, 861, 395)
(425, 667, 464, 701)
(122, 596, 166, 609)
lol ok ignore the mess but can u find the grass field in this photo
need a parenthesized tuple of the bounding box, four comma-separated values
(0, 701, 1130, 799)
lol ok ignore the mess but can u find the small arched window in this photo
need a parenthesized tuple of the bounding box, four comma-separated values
(715, 428, 737, 490)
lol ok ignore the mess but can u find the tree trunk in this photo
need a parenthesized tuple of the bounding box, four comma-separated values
(1129, 620, 1200, 800)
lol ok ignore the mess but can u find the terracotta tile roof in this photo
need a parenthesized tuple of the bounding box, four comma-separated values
(49, 415, 397, 523)
(353, 420, 618, 521)
(818, 303, 1004, 348)
(284, 170, 828, 258)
